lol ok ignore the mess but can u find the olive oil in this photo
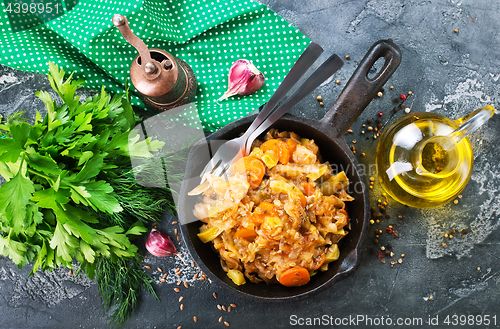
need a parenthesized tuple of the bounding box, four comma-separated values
(421, 142, 449, 174)
(376, 113, 473, 208)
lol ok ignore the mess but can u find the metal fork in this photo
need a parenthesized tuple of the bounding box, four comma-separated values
(201, 50, 344, 181)
(199, 42, 323, 181)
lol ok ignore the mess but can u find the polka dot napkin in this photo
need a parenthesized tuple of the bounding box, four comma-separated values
(0, 0, 310, 131)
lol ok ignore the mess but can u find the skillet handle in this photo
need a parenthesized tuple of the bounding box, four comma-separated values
(321, 39, 401, 138)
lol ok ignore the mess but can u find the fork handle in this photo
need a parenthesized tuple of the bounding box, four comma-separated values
(239, 42, 323, 141)
(244, 54, 344, 153)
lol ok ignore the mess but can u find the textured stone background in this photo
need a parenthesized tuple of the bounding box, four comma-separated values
(1, 0, 499, 328)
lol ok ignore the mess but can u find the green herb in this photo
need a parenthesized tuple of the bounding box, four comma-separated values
(96, 255, 158, 325)
(0, 62, 178, 323)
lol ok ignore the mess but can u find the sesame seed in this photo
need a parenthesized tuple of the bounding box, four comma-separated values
(217, 305, 222, 310)
(180, 304, 184, 310)
(184, 282, 189, 288)
(213, 292, 217, 298)
(176, 281, 181, 285)
(222, 305, 227, 311)
(228, 306, 232, 312)
(179, 296, 184, 302)
(191, 261, 195, 267)
(193, 316, 197, 323)
(224, 321, 230, 327)
(157, 267, 162, 273)
(174, 288, 180, 292)
(177, 236, 181, 242)
(174, 229, 178, 235)
(230, 303, 237, 308)
(172, 221, 178, 225)
(144, 265, 151, 269)
(219, 316, 223, 323)
(160, 278, 166, 283)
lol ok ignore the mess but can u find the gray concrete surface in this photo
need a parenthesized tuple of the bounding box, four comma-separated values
(1, 0, 500, 328)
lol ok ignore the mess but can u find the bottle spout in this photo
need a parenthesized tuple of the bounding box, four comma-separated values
(451, 105, 496, 145)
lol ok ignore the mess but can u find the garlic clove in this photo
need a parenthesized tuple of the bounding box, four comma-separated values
(218, 59, 265, 101)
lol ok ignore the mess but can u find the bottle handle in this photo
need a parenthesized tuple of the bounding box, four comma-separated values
(450, 105, 495, 144)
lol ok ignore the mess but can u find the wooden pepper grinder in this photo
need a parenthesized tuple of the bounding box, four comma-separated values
(112, 14, 197, 113)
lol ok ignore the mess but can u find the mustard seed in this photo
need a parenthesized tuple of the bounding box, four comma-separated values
(317, 95, 322, 101)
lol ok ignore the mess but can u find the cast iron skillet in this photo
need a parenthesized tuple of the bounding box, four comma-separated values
(179, 39, 401, 302)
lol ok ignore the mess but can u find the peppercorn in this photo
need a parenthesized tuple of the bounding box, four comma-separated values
(378, 111, 383, 117)
(367, 118, 372, 124)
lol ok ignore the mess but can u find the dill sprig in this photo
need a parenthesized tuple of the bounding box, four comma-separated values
(96, 255, 158, 326)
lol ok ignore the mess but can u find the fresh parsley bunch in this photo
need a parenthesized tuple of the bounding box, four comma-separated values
(0, 62, 165, 278)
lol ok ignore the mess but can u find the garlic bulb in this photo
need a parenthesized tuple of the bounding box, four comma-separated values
(218, 59, 265, 101)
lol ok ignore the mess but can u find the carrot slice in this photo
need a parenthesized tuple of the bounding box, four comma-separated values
(301, 182, 315, 197)
(286, 138, 299, 160)
(278, 267, 311, 287)
(232, 156, 266, 189)
(233, 227, 258, 240)
(255, 201, 278, 216)
(261, 139, 290, 165)
(312, 253, 326, 270)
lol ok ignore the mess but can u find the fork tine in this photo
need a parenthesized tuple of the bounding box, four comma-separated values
(200, 158, 222, 178)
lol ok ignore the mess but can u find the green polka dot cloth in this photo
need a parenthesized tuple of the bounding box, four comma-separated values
(0, 0, 310, 131)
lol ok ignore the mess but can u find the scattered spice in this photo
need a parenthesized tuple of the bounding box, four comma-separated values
(380, 258, 386, 263)
(477, 267, 481, 271)
(213, 292, 217, 299)
(352, 139, 357, 144)
(219, 317, 223, 323)
(454, 199, 459, 204)
(429, 295, 434, 300)
(228, 306, 232, 312)
(176, 280, 182, 285)
(377, 91, 383, 97)
(69, 269, 73, 276)
(316, 95, 322, 101)
(230, 303, 237, 308)
(400, 94, 407, 101)
(193, 316, 198, 323)
(184, 282, 189, 289)
(361, 153, 366, 157)
(404, 107, 410, 114)
(179, 296, 184, 302)
(454, 28, 458, 33)
(163, 273, 167, 279)
(144, 265, 151, 270)
(390, 86, 394, 90)
(217, 305, 222, 310)
(222, 305, 227, 311)
(347, 128, 353, 133)
(336, 79, 341, 84)
(345, 55, 350, 59)
(442, 243, 447, 247)
(172, 221, 178, 225)
(224, 321, 230, 327)
(180, 304, 184, 310)
(174, 288, 180, 292)
(378, 111, 383, 117)
(177, 236, 181, 242)
(319, 102, 324, 106)
(157, 267, 163, 273)
(160, 278, 166, 283)
(174, 229, 178, 235)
